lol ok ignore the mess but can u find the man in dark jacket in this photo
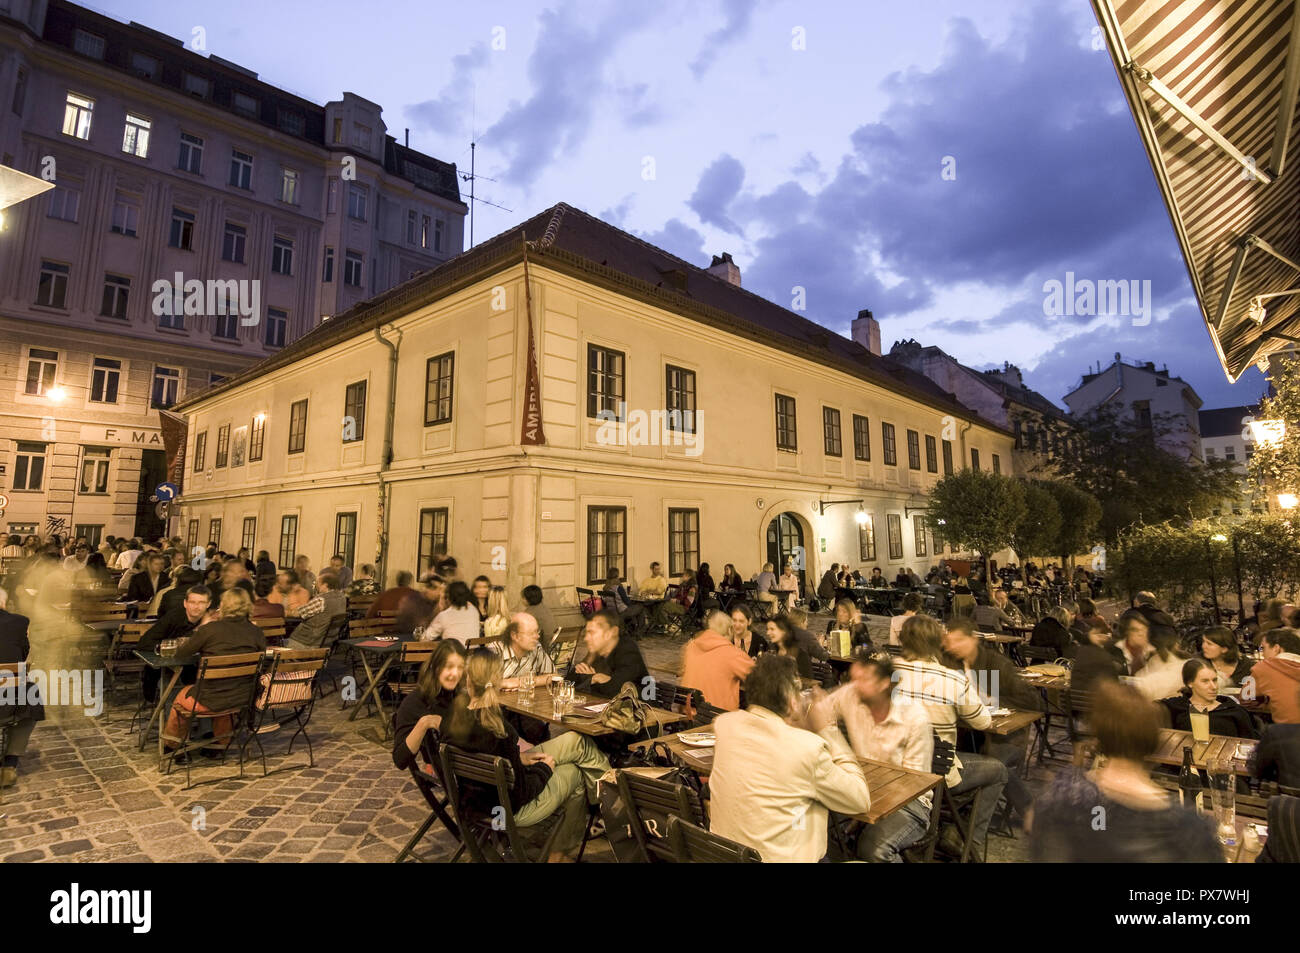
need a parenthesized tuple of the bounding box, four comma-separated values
(139, 585, 211, 702)
(0, 592, 42, 788)
(817, 564, 840, 603)
(942, 618, 1038, 824)
(1250, 723, 1300, 789)
(574, 609, 648, 699)
(125, 553, 170, 604)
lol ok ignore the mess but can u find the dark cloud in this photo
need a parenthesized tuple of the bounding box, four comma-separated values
(690, 0, 760, 79)
(636, 218, 708, 266)
(406, 44, 489, 137)
(688, 154, 746, 235)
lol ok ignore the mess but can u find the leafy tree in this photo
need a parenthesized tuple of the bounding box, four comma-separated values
(1013, 481, 1061, 562)
(927, 469, 1027, 581)
(1040, 479, 1102, 566)
(1248, 354, 1300, 503)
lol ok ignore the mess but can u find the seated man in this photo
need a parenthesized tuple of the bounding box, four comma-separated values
(893, 614, 1007, 858)
(889, 592, 923, 646)
(600, 568, 646, 637)
(680, 609, 755, 711)
(366, 570, 419, 618)
(710, 654, 870, 862)
(139, 585, 212, 702)
(493, 612, 557, 743)
(816, 564, 840, 604)
(266, 570, 310, 614)
(972, 590, 1016, 633)
(572, 609, 647, 699)
(638, 562, 669, 600)
(752, 563, 779, 607)
(126, 553, 170, 604)
(809, 652, 932, 862)
(1251, 629, 1300, 724)
(286, 571, 346, 649)
(941, 618, 1039, 826)
(328, 554, 353, 590)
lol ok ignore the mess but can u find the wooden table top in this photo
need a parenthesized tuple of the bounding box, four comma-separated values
(1019, 670, 1069, 691)
(1147, 729, 1257, 776)
(1215, 813, 1267, 864)
(499, 688, 688, 738)
(984, 709, 1042, 735)
(976, 632, 1025, 645)
(633, 727, 941, 825)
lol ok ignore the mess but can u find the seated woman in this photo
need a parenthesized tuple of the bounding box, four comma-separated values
(1028, 681, 1224, 862)
(1161, 658, 1258, 739)
(392, 640, 466, 771)
(1066, 619, 1126, 693)
(825, 598, 871, 650)
(728, 604, 768, 657)
(1029, 606, 1073, 659)
(765, 616, 812, 679)
(471, 575, 493, 621)
(445, 650, 612, 862)
(1199, 626, 1253, 689)
(719, 564, 745, 595)
(776, 564, 800, 609)
(429, 581, 482, 646)
(482, 586, 511, 639)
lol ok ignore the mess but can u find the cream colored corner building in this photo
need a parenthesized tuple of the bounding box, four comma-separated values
(175, 203, 1015, 617)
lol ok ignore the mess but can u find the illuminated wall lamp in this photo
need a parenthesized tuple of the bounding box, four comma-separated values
(1278, 493, 1299, 510)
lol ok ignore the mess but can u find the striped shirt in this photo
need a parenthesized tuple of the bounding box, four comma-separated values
(490, 641, 556, 680)
(892, 657, 991, 786)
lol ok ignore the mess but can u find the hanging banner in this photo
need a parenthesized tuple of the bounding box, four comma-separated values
(521, 240, 547, 446)
(158, 409, 188, 491)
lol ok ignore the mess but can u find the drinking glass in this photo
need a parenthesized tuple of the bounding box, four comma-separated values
(1188, 710, 1211, 744)
(1207, 758, 1237, 844)
(562, 680, 576, 708)
(549, 674, 563, 699)
(518, 672, 534, 703)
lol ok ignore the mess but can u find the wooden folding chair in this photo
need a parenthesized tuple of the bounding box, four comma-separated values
(391, 719, 464, 863)
(615, 769, 708, 862)
(665, 815, 761, 863)
(244, 648, 329, 775)
(104, 623, 150, 707)
(160, 652, 263, 790)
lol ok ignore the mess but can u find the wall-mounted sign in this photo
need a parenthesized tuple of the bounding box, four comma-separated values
(79, 425, 164, 448)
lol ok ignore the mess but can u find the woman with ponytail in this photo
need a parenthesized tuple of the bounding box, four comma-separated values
(445, 649, 612, 861)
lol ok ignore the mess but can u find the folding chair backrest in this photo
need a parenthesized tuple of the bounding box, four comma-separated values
(439, 744, 518, 863)
(692, 701, 727, 726)
(323, 613, 350, 641)
(257, 624, 288, 642)
(575, 587, 601, 620)
(809, 658, 834, 685)
(549, 632, 582, 674)
(378, 610, 400, 621)
(398, 642, 438, 666)
(259, 648, 327, 709)
(193, 652, 264, 713)
(466, 635, 502, 650)
(616, 770, 706, 862)
(665, 815, 761, 863)
(348, 618, 393, 639)
(1020, 645, 1059, 664)
(646, 679, 700, 715)
(931, 734, 957, 777)
(1067, 688, 1094, 718)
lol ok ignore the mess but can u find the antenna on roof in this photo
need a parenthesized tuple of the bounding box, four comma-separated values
(458, 86, 511, 247)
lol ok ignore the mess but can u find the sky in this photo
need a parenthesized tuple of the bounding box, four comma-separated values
(87, 0, 1270, 410)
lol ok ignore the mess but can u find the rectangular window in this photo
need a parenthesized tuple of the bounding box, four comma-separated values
(422, 215, 432, 249)
(352, 123, 371, 149)
(424, 352, 455, 425)
(971, 448, 981, 471)
(587, 506, 627, 585)
(24, 347, 58, 396)
(332, 117, 344, 144)
(887, 514, 903, 560)
(177, 132, 203, 174)
(249, 415, 266, 462)
(278, 515, 298, 569)
(858, 516, 876, 561)
(434, 218, 444, 253)
(925, 434, 938, 473)
(882, 422, 897, 466)
(89, 357, 121, 403)
(12, 68, 27, 115)
(111, 191, 139, 236)
(417, 507, 449, 574)
(287, 399, 308, 454)
(407, 210, 418, 244)
(587, 345, 625, 419)
(222, 222, 246, 263)
(914, 516, 928, 557)
(215, 424, 230, 468)
(169, 208, 195, 250)
(343, 251, 363, 287)
(665, 365, 696, 433)
(280, 168, 298, 204)
(208, 518, 222, 549)
(334, 512, 357, 569)
(668, 508, 700, 578)
(323, 247, 335, 283)
(152, 366, 180, 409)
(1134, 400, 1153, 430)
(775, 393, 797, 451)
(344, 380, 367, 441)
(214, 312, 238, 340)
(62, 92, 94, 139)
(47, 185, 80, 222)
(229, 149, 253, 190)
(74, 524, 103, 549)
(907, 429, 921, 470)
(74, 29, 105, 58)
(184, 73, 210, 99)
(992, 453, 1001, 475)
(77, 448, 109, 494)
(186, 519, 199, 552)
(192, 431, 207, 472)
(821, 407, 842, 457)
(852, 414, 871, 461)
(233, 92, 259, 118)
(13, 443, 46, 491)
(347, 185, 367, 221)
(278, 110, 304, 136)
(131, 52, 159, 80)
(230, 426, 246, 466)
(241, 517, 257, 552)
(36, 261, 69, 309)
(942, 439, 954, 476)
(265, 308, 287, 348)
(271, 236, 294, 275)
(122, 113, 151, 157)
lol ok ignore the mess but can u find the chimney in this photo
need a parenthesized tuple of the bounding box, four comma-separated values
(852, 309, 881, 357)
(404, 127, 409, 147)
(707, 252, 741, 287)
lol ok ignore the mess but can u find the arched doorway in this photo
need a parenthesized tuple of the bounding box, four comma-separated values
(765, 512, 806, 593)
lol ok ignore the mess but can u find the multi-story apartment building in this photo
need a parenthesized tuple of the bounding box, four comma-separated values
(1063, 354, 1203, 461)
(174, 202, 1016, 613)
(0, 0, 465, 545)
(887, 340, 1068, 477)
(1198, 405, 1268, 517)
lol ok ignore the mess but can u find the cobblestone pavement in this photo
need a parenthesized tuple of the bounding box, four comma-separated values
(1, 607, 1087, 862)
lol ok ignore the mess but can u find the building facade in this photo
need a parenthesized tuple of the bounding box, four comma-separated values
(1198, 404, 1267, 517)
(174, 203, 1016, 614)
(1063, 353, 1203, 461)
(0, 0, 465, 544)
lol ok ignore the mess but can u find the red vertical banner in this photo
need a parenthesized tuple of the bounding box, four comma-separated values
(158, 409, 188, 491)
(521, 246, 547, 446)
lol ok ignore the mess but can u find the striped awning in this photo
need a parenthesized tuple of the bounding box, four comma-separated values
(1093, 0, 1300, 382)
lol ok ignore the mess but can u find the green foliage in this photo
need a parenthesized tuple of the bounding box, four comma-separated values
(1041, 479, 1102, 562)
(927, 469, 1027, 576)
(1014, 481, 1062, 561)
(1248, 355, 1300, 500)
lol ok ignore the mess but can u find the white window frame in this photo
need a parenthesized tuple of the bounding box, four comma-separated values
(62, 92, 94, 139)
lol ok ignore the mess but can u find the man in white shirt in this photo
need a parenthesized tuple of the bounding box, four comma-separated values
(889, 592, 924, 644)
(709, 654, 869, 862)
(116, 539, 144, 571)
(810, 652, 933, 862)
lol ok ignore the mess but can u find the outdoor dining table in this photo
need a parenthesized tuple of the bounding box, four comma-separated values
(498, 685, 689, 738)
(1147, 729, 1257, 776)
(631, 727, 942, 825)
(982, 709, 1042, 736)
(340, 633, 416, 724)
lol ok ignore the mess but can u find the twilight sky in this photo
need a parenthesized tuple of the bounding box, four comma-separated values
(93, 0, 1269, 409)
